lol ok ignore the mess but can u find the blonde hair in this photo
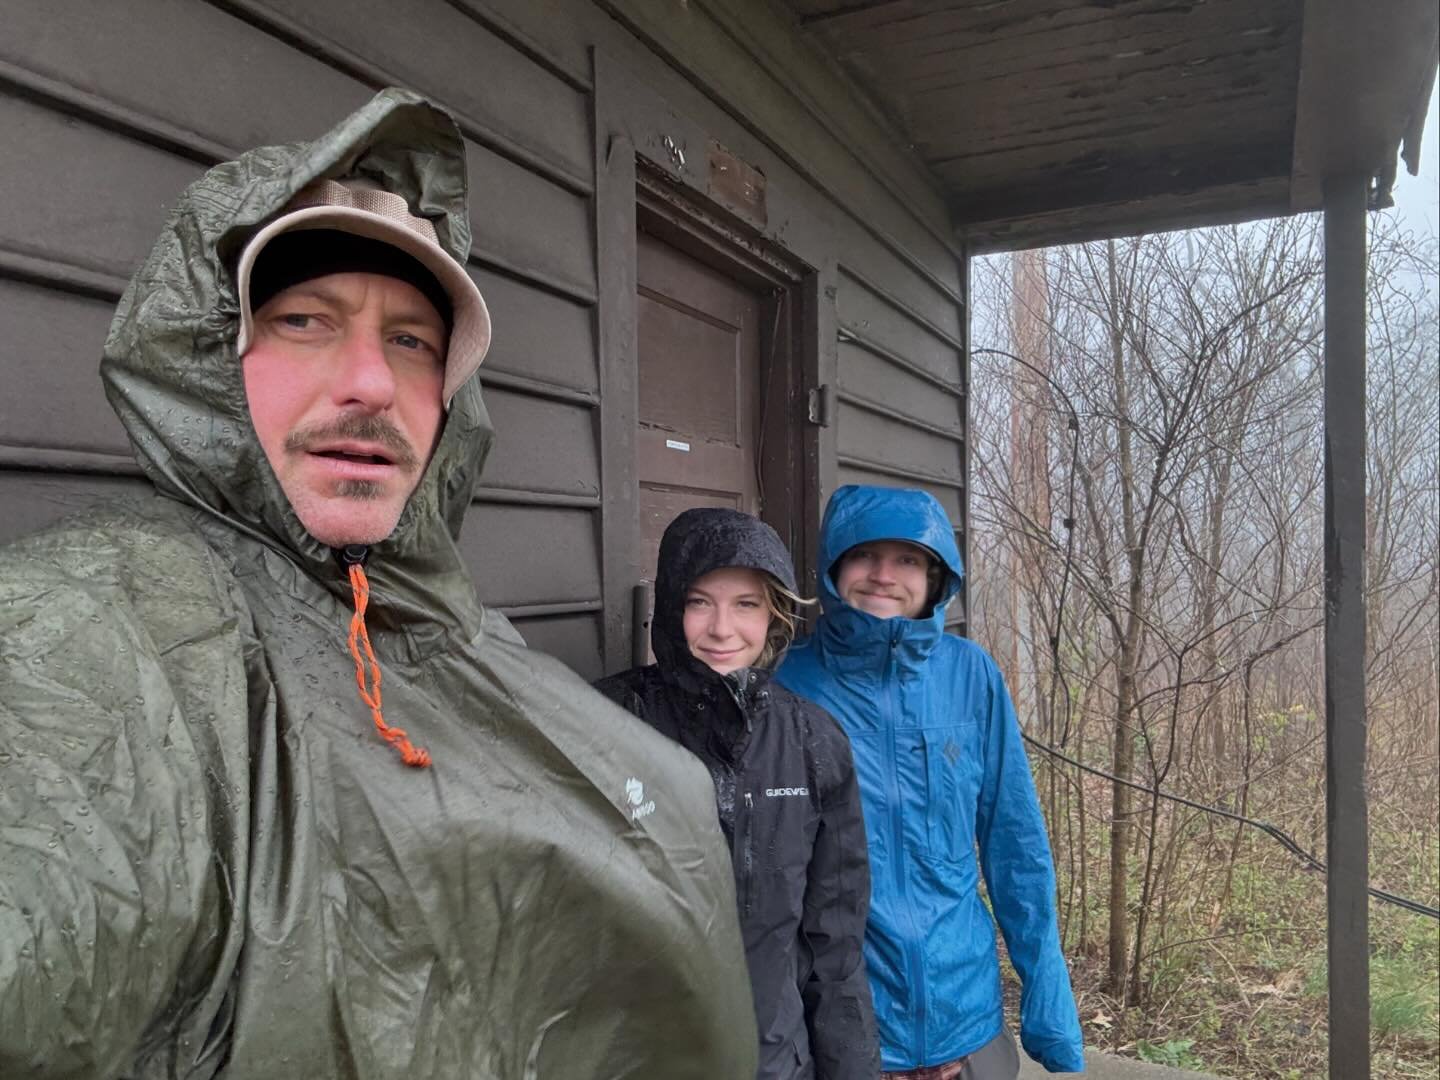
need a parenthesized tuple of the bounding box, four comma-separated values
(758, 575, 816, 669)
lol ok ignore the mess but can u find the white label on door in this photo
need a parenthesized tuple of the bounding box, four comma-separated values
(665, 439, 691, 452)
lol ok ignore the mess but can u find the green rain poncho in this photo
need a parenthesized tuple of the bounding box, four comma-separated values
(0, 88, 757, 1079)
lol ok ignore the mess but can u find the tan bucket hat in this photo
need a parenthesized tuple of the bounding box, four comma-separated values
(235, 178, 491, 407)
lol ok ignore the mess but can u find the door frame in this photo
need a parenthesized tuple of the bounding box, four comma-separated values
(595, 57, 818, 673)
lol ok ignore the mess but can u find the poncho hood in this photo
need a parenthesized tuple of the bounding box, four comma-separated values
(101, 87, 488, 641)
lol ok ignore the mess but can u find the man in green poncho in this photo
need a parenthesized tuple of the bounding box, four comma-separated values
(0, 88, 757, 1079)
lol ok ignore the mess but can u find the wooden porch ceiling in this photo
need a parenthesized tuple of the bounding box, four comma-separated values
(783, 0, 1439, 251)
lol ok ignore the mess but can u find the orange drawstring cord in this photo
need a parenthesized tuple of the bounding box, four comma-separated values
(346, 561, 431, 768)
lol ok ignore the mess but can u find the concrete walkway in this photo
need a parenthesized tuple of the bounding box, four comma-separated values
(1019, 1049, 1220, 1079)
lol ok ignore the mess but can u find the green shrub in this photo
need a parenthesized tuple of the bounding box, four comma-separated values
(1136, 1038, 1206, 1069)
(1371, 953, 1439, 1043)
(1304, 952, 1439, 1043)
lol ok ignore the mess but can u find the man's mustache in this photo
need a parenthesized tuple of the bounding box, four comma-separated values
(284, 414, 420, 471)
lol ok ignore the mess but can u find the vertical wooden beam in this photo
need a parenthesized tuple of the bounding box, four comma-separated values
(957, 249, 971, 636)
(810, 258, 841, 575)
(594, 51, 642, 675)
(758, 286, 803, 578)
(1323, 172, 1369, 1080)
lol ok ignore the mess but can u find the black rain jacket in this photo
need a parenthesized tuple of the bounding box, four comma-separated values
(594, 509, 880, 1080)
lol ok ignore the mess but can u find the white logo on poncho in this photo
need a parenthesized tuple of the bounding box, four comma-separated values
(625, 777, 656, 821)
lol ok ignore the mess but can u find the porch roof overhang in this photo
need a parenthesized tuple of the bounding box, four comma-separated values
(784, 0, 1439, 253)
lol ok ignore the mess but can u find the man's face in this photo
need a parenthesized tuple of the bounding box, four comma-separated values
(242, 271, 447, 547)
(834, 540, 933, 620)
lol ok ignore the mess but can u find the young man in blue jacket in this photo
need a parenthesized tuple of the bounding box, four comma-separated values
(778, 485, 1085, 1078)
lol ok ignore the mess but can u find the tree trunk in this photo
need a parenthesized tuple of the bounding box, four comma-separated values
(1107, 666, 1135, 996)
(1104, 239, 1141, 999)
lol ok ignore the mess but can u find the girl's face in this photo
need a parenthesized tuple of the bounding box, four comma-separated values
(682, 567, 772, 675)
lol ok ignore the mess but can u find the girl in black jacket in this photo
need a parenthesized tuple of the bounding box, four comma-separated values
(595, 508, 880, 1080)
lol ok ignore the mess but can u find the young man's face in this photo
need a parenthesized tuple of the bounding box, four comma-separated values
(242, 271, 447, 547)
(834, 540, 933, 620)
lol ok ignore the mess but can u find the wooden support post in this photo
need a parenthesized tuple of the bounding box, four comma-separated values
(1323, 173, 1369, 1080)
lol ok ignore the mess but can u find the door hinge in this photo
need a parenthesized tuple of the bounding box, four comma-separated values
(631, 581, 654, 668)
(807, 384, 834, 427)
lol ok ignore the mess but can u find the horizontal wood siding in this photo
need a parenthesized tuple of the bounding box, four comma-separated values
(835, 403, 963, 487)
(227, 0, 594, 190)
(479, 392, 601, 499)
(0, 473, 152, 539)
(477, 273, 598, 394)
(834, 269, 962, 384)
(0, 94, 201, 286)
(458, 505, 601, 610)
(836, 341, 964, 435)
(0, 281, 128, 455)
(508, 613, 604, 678)
(835, 460, 964, 526)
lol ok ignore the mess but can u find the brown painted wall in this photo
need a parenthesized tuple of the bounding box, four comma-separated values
(0, 0, 969, 675)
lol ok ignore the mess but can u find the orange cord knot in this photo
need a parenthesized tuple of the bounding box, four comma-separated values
(346, 561, 431, 768)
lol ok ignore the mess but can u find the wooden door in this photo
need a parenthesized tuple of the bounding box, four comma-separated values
(634, 227, 763, 627)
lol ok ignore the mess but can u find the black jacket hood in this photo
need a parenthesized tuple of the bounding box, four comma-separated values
(651, 508, 798, 687)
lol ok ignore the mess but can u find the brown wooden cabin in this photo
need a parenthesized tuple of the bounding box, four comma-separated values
(1, 0, 1431, 678)
(1, 3, 1434, 1073)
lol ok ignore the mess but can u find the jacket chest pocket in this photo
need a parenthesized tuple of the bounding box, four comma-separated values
(920, 724, 981, 863)
(737, 789, 815, 917)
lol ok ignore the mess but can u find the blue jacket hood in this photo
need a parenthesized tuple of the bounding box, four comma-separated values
(819, 484, 964, 603)
(815, 485, 964, 675)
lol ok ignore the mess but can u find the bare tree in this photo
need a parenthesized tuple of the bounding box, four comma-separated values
(965, 214, 1428, 1005)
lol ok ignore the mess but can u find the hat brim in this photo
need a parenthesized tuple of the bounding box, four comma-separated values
(236, 205, 490, 407)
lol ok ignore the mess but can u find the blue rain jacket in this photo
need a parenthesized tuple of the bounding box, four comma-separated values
(778, 486, 1084, 1073)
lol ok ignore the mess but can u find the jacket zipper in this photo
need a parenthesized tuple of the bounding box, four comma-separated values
(742, 790, 755, 916)
(886, 627, 929, 1063)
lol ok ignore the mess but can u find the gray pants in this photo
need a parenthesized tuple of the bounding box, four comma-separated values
(882, 1030, 1020, 1080)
